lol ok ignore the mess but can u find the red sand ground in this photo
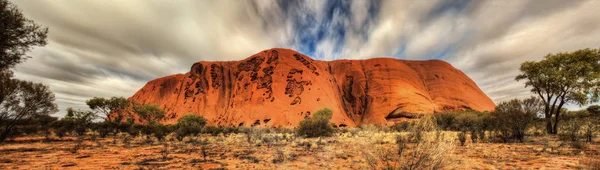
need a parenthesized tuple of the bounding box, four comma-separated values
(0, 133, 597, 169)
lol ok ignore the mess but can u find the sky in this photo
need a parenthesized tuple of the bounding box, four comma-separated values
(9, 0, 600, 117)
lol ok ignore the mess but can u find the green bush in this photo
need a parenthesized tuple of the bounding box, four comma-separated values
(151, 123, 173, 142)
(203, 125, 224, 136)
(91, 122, 112, 138)
(434, 110, 492, 132)
(296, 108, 335, 138)
(175, 114, 207, 141)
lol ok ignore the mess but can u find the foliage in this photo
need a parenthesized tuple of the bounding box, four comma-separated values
(390, 121, 411, 132)
(0, 0, 48, 70)
(87, 96, 131, 144)
(202, 125, 234, 136)
(141, 122, 173, 142)
(63, 108, 97, 136)
(434, 110, 492, 132)
(175, 114, 207, 141)
(91, 121, 112, 138)
(492, 97, 542, 142)
(516, 48, 600, 134)
(313, 108, 333, 120)
(0, 73, 58, 142)
(133, 104, 165, 124)
(558, 115, 599, 143)
(296, 108, 335, 138)
(588, 105, 600, 116)
(86, 97, 130, 123)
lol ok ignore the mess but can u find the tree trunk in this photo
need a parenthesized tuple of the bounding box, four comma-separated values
(552, 101, 566, 134)
(545, 117, 554, 134)
(0, 131, 9, 143)
(543, 102, 554, 134)
(0, 124, 15, 143)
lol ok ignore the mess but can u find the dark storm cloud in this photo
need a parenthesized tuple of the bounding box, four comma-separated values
(8, 0, 600, 116)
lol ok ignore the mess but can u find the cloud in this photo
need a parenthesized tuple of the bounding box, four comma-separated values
(8, 0, 600, 117)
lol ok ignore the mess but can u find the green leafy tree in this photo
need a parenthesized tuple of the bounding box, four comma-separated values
(0, 0, 48, 70)
(297, 108, 335, 138)
(86, 97, 130, 144)
(516, 48, 600, 134)
(86, 97, 130, 122)
(175, 114, 207, 141)
(133, 104, 166, 124)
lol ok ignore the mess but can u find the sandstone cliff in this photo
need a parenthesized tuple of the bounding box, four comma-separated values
(129, 48, 495, 127)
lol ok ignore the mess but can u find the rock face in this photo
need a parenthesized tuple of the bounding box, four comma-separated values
(129, 48, 495, 127)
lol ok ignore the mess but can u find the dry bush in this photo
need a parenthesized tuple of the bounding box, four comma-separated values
(470, 130, 478, 143)
(581, 153, 600, 170)
(458, 131, 467, 146)
(360, 115, 455, 169)
(560, 119, 583, 141)
(271, 147, 285, 164)
(70, 135, 85, 153)
(160, 143, 169, 160)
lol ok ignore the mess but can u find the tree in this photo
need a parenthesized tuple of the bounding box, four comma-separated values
(0, 0, 55, 143)
(0, 77, 58, 142)
(493, 97, 542, 142)
(86, 97, 130, 122)
(0, 0, 48, 70)
(63, 108, 97, 136)
(516, 48, 600, 134)
(86, 97, 130, 144)
(133, 104, 165, 124)
(175, 114, 207, 141)
(297, 108, 335, 138)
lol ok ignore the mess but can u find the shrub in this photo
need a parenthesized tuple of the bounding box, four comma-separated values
(559, 119, 582, 141)
(203, 126, 224, 136)
(571, 141, 588, 150)
(140, 122, 173, 143)
(587, 105, 600, 116)
(91, 122, 112, 138)
(492, 97, 541, 142)
(133, 104, 165, 123)
(175, 114, 207, 141)
(434, 110, 492, 132)
(363, 115, 454, 169)
(581, 153, 600, 170)
(395, 135, 407, 155)
(296, 108, 335, 138)
(583, 121, 597, 142)
(272, 147, 285, 164)
(390, 121, 411, 132)
(458, 131, 467, 146)
(470, 130, 478, 143)
(434, 112, 456, 130)
(128, 124, 142, 138)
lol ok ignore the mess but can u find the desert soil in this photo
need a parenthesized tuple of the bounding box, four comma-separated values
(0, 132, 598, 170)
